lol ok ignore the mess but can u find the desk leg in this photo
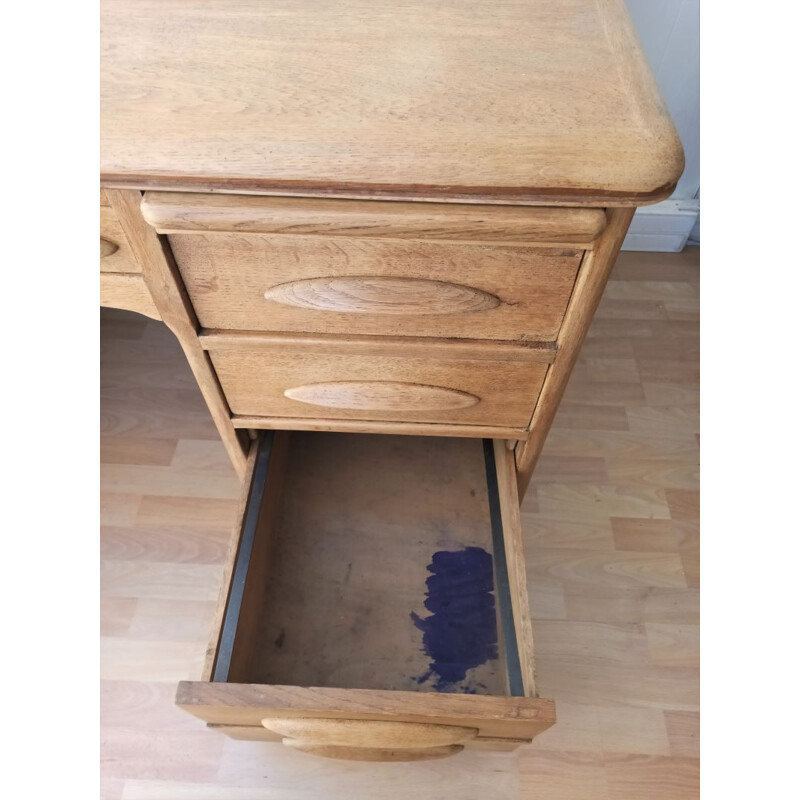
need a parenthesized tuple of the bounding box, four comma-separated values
(105, 188, 250, 480)
(514, 207, 634, 502)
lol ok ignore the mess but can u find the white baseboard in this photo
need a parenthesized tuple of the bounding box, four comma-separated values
(622, 198, 700, 252)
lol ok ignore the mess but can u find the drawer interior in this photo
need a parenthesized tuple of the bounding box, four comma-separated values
(212, 432, 529, 698)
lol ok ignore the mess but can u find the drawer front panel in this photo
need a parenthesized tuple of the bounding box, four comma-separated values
(208, 344, 546, 427)
(176, 432, 556, 761)
(100, 205, 140, 274)
(208, 723, 529, 751)
(169, 233, 582, 342)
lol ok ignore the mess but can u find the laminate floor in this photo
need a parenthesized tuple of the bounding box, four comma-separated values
(100, 248, 699, 799)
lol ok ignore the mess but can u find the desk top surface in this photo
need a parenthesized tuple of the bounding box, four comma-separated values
(100, 0, 683, 205)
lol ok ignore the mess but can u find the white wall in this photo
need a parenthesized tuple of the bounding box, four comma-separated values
(623, 0, 700, 250)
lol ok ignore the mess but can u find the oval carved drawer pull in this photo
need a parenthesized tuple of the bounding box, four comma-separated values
(284, 381, 480, 411)
(284, 742, 464, 761)
(100, 237, 119, 258)
(264, 276, 501, 315)
(262, 717, 477, 760)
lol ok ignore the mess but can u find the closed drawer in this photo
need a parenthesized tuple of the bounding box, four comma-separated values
(204, 335, 548, 429)
(169, 234, 583, 341)
(143, 193, 605, 342)
(100, 203, 140, 274)
(177, 431, 556, 760)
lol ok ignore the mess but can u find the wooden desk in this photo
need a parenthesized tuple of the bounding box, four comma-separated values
(100, 0, 683, 762)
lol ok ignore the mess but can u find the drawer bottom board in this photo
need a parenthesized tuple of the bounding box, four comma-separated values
(221, 432, 514, 695)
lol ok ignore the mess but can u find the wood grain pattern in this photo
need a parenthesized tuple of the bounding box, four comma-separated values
(100, 273, 161, 321)
(263, 276, 501, 315)
(261, 718, 477, 749)
(515, 208, 636, 498)
(283, 381, 479, 412)
(101, 0, 683, 203)
(207, 341, 547, 427)
(143, 193, 607, 240)
(104, 189, 249, 479)
(168, 232, 582, 341)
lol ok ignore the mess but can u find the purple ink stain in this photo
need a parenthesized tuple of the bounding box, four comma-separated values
(410, 547, 498, 691)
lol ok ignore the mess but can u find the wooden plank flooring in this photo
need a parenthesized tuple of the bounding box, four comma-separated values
(100, 248, 699, 799)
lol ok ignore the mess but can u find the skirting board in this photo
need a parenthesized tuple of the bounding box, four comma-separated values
(622, 198, 700, 253)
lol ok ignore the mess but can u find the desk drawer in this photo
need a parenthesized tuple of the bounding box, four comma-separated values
(143, 193, 605, 342)
(177, 432, 555, 760)
(205, 336, 548, 429)
(100, 204, 140, 274)
(169, 234, 583, 341)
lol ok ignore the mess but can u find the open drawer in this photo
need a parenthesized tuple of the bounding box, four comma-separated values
(176, 431, 555, 761)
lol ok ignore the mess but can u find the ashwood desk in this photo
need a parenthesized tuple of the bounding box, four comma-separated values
(100, 0, 683, 762)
